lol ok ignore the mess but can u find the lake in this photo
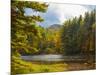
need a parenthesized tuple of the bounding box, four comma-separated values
(21, 54, 87, 62)
(20, 54, 95, 71)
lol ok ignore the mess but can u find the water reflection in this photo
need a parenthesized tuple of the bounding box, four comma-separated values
(21, 54, 89, 62)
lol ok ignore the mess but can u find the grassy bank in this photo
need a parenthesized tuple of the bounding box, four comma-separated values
(11, 56, 68, 74)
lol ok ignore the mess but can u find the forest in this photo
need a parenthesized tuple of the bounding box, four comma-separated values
(11, 1, 96, 74)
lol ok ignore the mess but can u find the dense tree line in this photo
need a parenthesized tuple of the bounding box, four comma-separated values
(61, 10, 96, 55)
(11, 1, 96, 56)
(11, 1, 96, 74)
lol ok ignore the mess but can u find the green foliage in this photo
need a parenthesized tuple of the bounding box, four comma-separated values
(11, 1, 48, 55)
(11, 56, 34, 74)
(61, 10, 96, 55)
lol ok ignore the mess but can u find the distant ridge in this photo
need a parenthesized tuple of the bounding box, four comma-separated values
(47, 24, 61, 31)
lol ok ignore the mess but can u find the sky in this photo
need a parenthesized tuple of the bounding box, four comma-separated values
(24, 3, 96, 28)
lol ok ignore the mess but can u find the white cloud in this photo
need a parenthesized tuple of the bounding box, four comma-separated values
(24, 3, 95, 27)
(48, 3, 89, 23)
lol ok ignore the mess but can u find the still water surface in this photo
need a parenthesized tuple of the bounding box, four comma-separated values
(21, 54, 86, 62)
